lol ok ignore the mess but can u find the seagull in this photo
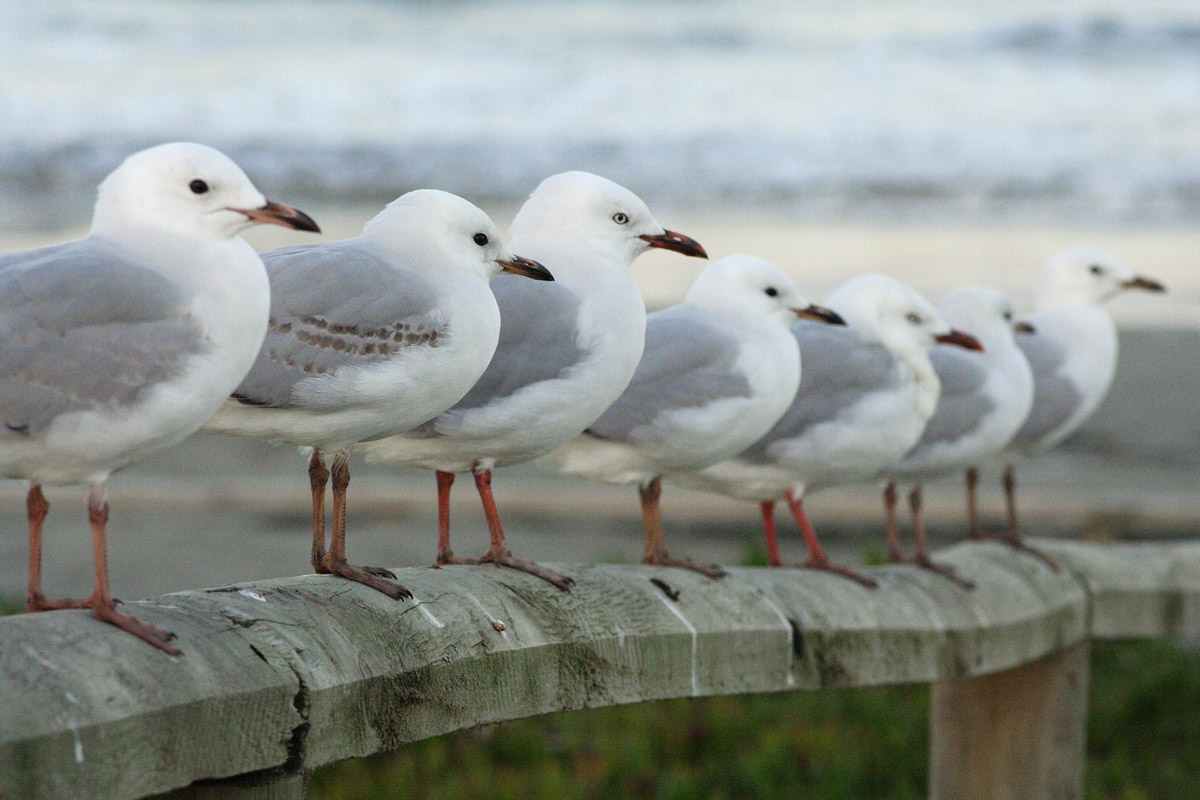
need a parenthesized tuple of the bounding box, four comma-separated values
(0, 142, 319, 653)
(359, 171, 707, 590)
(205, 191, 552, 599)
(883, 287, 1035, 587)
(1001, 248, 1166, 559)
(672, 274, 982, 588)
(551, 254, 845, 577)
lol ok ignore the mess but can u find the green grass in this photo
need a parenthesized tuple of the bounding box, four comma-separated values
(311, 640, 1200, 800)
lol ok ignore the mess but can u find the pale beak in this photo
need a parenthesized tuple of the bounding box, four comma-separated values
(1121, 275, 1166, 293)
(1013, 320, 1037, 334)
(235, 200, 321, 233)
(638, 229, 708, 259)
(935, 328, 985, 352)
(496, 255, 554, 281)
(793, 304, 846, 326)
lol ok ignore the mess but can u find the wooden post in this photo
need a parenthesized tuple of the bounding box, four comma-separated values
(930, 641, 1090, 800)
(161, 772, 307, 800)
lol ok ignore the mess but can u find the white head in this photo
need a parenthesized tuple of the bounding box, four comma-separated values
(938, 286, 1031, 356)
(510, 171, 707, 265)
(363, 190, 553, 283)
(685, 254, 844, 327)
(1039, 247, 1166, 309)
(91, 142, 319, 240)
(826, 274, 984, 357)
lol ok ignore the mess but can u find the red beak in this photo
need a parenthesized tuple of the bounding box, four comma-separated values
(935, 329, 985, 352)
(638, 229, 708, 259)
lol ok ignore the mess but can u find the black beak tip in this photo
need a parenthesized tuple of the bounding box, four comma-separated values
(288, 209, 321, 234)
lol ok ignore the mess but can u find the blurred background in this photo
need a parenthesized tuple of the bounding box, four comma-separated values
(1, 1, 1197, 797)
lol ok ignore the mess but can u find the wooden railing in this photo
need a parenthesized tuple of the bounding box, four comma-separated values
(1, 539, 1197, 800)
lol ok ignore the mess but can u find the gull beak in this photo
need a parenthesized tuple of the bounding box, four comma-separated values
(935, 328, 985, 352)
(497, 255, 554, 281)
(1121, 275, 1166, 293)
(638, 229, 708, 259)
(236, 200, 321, 233)
(793, 304, 846, 326)
(1013, 320, 1037, 334)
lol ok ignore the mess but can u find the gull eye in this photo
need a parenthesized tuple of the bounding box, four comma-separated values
(189, 179, 210, 195)
(1089, 264, 1104, 276)
(905, 311, 923, 325)
(764, 286, 779, 298)
(1003, 310, 1014, 321)
(473, 233, 489, 247)
(611, 212, 629, 225)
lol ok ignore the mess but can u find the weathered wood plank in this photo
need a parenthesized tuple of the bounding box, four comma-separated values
(930, 641, 1091, 800)
(1, 540, 1196, 800)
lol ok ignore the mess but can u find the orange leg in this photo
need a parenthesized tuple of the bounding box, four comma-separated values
(908, 485, 975, 590)
(760, 500, 783, 567)
(308, 450, 330, 574)
(639, 477, 725, 579)
(321, 451, 411, 600)
(785, 489, 877, 588)
(435, 470, 479, 566)
(882, 481, 905, 563)
(474, 468, 575, 591)
(85, 485, 180, 655)
(965, 467, 981, 539)
(969, 464, 1059, 571)
(25, 484, 90, 612)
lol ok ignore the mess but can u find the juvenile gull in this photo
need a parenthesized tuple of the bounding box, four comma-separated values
(206, 191, 552, 598)
(552, 255, 845, 577)
(672, 274, 981, 587)
(1002, 248, 1165, 556)
(883, 287, 1035, 586)
(0, 142, 319, 653)
(360, 171, 707, 590)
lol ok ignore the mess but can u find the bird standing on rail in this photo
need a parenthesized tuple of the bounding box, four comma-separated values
(206, 191, 552, 599)
(883, 287, 1035, 587)
(551, 254, 845, 577)
(360, 171, 708, 591)
(1001, 248, 1166, 562)
(673, 274, 982, 588)
(0, 142, 319, 653)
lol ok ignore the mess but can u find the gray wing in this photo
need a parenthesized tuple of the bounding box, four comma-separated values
(0, 239, 204, 434)
(233, 241, 443, 408)
(447, 274, 586, 412)
(1011, 331, 1083, 446)
(740, 321, 898, 462)
(908, 346, 993, 452)
(586, 306, 751, 443)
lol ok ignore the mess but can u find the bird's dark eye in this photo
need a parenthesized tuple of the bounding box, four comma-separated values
(612, 212, 629, 225)
(1089, 264, 1104, 275)
(906, 312, 923, 325)
(473, 233, 489, 247)
(764, 287, 779, 298)
(189, 179, 209, 195)
(1003, 310, 1013, 321)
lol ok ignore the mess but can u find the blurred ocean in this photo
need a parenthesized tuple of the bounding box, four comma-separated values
(3, 0, 1200, 229)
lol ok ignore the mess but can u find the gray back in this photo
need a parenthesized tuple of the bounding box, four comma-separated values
(908, 345, 993, 453)
(1011, 331, 1083, 446)
(233, 241, 443, 408)
(0, 239, 204, 434)
(740, 321, 899, 463)
(586, 305, 751, 443)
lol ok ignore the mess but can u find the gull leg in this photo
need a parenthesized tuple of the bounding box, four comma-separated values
(786, 489, 877, 588)
(882, 481, 906, 563)
(761, 500, 783, 567)
(970, 464, 1059, 571)
(321, 450, 411, 600)
(965, 467, 981, 540)
(435, 470, 479, 566)
(85, 485, 180, 654)
(308, 449, 330, 574)
(639, 477, 726, 579)
(909, 485, 975, 590)
(25, 484, 90, 612)
(475, 468, 575, 591)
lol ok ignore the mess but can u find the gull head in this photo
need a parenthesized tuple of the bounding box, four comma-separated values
(938, 287, 1030, 356)
(365, 189, 552, 283)
(91, 142, 319, 240)
(511, 171, 706, 265)
(1041, 247, 1167, 309)
(686, 254, 844, 327)
(827, 274, 983, 357)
